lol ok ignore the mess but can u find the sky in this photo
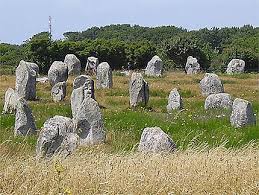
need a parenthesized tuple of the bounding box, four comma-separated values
(1, 0, 259, 44)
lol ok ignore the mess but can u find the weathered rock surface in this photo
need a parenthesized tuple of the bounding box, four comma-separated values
(26, 61, 39, 76)
(51, 82, 67, 102)
(73, 97, 106, 145)
(185, 56, 201, 74)
(2, 88, 19, 114)
(85, 56, 99, 74)
(14, 98, 36, 136)
(73, 75, 94, 90)
(36, 77, 49, 83)
(230, 98, 256, 128)
(226, 59, 245, 74)
(166, 88, 183, 112)
(36, 116, 74, 158)
(129, 73, 149, 107)
(138, 127, 176, 153)
(58, 133, 79, 157)
(48, 61, 68, 86)
(205, 93, 233, 110)
(96, 62, 113, 89)
(199, 73, 224, 96)
(64, 54, 81, 75)
(145, 55, 163, 77)
(71, 75, 95, 117)
(15, 60, 37, 100)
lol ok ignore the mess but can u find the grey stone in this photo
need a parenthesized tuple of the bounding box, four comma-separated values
(205, 93, 233, 110)
(2, 88, 19, 114)
(73, 97, 106, 145)
(185, 56, 201, 74)
(48, 61, 68, 86)
(58, 133, 79, 158)
(36, 77, 49, 83)
(199, 73, 224, 96)
(85, 56, 99, 74)
(51, 82, 67, 102)
(96, 62, 113, 89)
(145, 55, 163, 77)
(166, 88, 183, 112)
(73, 75, 94, 90)
(64, 54, 81, 75)
(226, 59, 245, 74)
(36, 116, 74, 158)
(230, 98, 256, 128)
(129, 72, 149, 107)
(15, 60, 37, 100)
(138, 127, 176, 153)
(14, 98, 36, 136)
(71, 75, 95, 117)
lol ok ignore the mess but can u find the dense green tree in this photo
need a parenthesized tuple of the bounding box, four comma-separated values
(1, 25, 259, 74)
(160, 35, 210, 70)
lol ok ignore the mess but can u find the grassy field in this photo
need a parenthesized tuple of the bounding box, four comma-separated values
(0, 71, 259, 194)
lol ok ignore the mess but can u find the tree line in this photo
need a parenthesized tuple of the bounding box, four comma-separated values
(1, 24, 258, 74)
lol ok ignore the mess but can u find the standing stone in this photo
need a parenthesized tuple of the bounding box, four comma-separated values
(199, 73, 224, 96)
(205, 93, 233, 110)
(138, 127, 176, 153)
(48, 61, 68, 86)
(64, 54, 81, 75)
(15, 60, 37, 100)
(14, 98, 36, 136)
(85, 56, 99, 74)
(129, 73, 149, 107)
(230, 98, 256, 128)
(166, 88, 183, 112)
(73, 97, 106, 145)
(2, 88, 19, 114)
(185, 56, 201, 74)
(226, 59, 245, 74)
(71, 75, 95, 117)
(36, 116, 75, 158)
(145, 55, 163, 77)
(51, 82, 67, 102)
(96, 62, 113, 89)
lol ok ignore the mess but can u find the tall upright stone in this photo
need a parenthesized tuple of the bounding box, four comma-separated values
(71, 75, 95, 117)
(51, 82, 67, 102)
(145, 55, 163, 77)
(199, 73, 224, 96)
(230, 98, 256, 128)
(85, 57, 99, 75)
(138, 127, 177, 153)
(73, 97, 106, 145)
(185, 56, 201, 74)
(166, 88, 183, 112)
(226, 59, 245, 74)
(14, 98, 36, 136)
(129, 72, 149, 107)
(48, 61, 68, 86)
(2, 88, 19, 114)
(15, 60, 37, 100)
(96, 62, 113, 89)
(64, 54, 81, 75)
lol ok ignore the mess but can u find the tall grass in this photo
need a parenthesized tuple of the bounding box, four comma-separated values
(0, 144, 258, 194)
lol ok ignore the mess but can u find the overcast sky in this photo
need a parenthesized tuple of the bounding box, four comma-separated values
(1, 0, 259, 44)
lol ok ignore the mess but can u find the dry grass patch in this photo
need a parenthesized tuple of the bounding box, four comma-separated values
(0, 145, 258, 194)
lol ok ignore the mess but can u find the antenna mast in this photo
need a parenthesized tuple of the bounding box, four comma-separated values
(49, 16, 52, 40)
